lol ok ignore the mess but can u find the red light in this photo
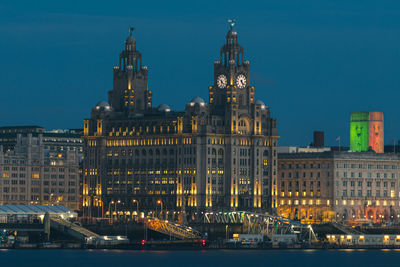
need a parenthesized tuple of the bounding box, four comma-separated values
(141, 239, 146, 246)
(201, 240, 206, 246)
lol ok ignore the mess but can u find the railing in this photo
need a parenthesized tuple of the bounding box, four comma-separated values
(332, 222, 364, 235)
(51, 218, 99, 238)
(143, 217, 203, 240)
(204, 211, 317, 242)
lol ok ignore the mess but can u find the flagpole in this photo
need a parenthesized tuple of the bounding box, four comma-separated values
(336, 136, 341, 152)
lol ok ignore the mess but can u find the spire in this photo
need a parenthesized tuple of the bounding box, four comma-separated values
(128, 26, 135, 36)
(119, 27, 142, 71)
(125, 26, 136, 47)
(226, 18, 237, 38)
(228, 19, 236, 30)
(220, 19, 244, 66)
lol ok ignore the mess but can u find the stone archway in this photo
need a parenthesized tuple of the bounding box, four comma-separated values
(366, 208, 375, 221)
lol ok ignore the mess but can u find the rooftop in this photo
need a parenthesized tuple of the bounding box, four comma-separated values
(0, 204, 77, 217)
(278, 151, 400, 160)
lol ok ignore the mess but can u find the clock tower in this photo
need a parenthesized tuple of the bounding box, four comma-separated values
(108, 28, 152, 115)
(209, 20, 254, 116)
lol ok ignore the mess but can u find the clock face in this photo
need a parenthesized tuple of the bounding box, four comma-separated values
(236, 74, 247, 88)
(217, 75, 227, 88)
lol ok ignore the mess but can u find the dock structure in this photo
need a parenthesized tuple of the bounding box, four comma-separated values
(204, 211, 317, 242)
(50, 217, 99, 240)
(143, 217, 203, 240)
(331, 222, 364, 235)
(0, 204, 99, 242)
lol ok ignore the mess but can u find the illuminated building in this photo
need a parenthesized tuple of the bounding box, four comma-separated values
(82, 23, 278, 219)
(278, 152, 335, 223)
(0, 126, 84, 159)
(278, 151, 400, 224)
(0, 133, 80, 210)
(350, 111, 384, 153)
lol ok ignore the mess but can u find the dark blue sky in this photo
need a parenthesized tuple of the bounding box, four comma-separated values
(1, 0, 400, 146)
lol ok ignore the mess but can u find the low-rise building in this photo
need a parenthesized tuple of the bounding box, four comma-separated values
(278, 151, 400, 224)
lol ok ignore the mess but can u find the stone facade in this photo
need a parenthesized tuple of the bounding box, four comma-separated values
(0, 133, 80, 210)
(278, 151, 400, 223)
(82, 25, 278, 219)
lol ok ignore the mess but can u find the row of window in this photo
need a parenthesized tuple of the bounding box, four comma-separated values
(280, 163, 329, 170)
(338, 164, 397, 170)
(341, 181, 395, 188)
(280, 163, 398, 170)
(281, 181, 322, 187)
(279, 199, 326, 205)
(280, 191, 322, 197)
(281, 171, 397, 179)
(2, 187, 76, 194)
(281, 172, 328, 179)
(339, 172, 396, 179)
(1, 195, 76, 201)
(341, 189, 395, 197)
(1, 166, 75, 172)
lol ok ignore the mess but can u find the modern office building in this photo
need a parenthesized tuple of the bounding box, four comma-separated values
(0, 133, 80, 210)
(82, 24, 278, 219)
(278, 151, 400, 223)
(350, 111, 384, 153)
(0, 126, 84, 160)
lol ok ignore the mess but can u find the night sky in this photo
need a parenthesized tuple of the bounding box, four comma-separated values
(1, 0, 400, 146)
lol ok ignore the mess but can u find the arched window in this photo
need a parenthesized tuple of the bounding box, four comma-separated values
(238, 119, 250, 135)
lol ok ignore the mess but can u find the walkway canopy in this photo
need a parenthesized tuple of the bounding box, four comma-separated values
(0, 204, 77, 218)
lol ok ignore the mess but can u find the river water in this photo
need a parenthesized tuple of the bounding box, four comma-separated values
(1, 249, 400, 267)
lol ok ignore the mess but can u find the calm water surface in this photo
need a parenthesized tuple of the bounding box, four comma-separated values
(1, 249, 400, 267)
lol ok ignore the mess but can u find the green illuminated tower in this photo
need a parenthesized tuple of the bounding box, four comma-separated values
(350, 111, 384, 153)
(350, 112, 369, 152)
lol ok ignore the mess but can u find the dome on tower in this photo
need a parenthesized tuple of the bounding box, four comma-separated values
(191, 96, 205, 104)
(124, 27, 136, 51)
(255, 99, 265, 106)
(157, 104, 171, 112)
(126, 35, 135, 44)
(189, 96, 206, 107)
(255, 99, 266, 109)
(95, 101, 112, 111)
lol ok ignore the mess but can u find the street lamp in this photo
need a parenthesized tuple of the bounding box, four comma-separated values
(132, 199, 139, 222)
(116, 200, 121, 220)
(108, 200, 115, 223)
(157, 200, 163, 219)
